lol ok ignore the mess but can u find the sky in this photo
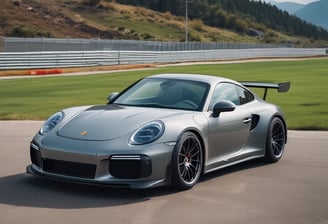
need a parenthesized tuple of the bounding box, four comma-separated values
(264, 0, 318, 4)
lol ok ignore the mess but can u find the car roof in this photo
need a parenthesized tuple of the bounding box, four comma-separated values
(148, 73, 238, 86)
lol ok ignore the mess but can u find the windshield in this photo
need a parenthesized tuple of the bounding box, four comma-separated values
(112, 78, 210, 111)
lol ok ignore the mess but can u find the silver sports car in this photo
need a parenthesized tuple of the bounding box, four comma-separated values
(27, 74, 290, 190)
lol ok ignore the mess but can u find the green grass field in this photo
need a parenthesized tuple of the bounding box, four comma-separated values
(0, 58, 327, 130)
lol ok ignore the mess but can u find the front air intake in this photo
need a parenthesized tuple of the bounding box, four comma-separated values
(30, 143, 41, 167)
(109, 155, 152, 179)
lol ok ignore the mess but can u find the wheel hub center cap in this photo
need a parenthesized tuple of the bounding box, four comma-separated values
(184, 154, 191, 166)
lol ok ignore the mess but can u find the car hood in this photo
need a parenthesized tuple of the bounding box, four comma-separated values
(57, 104, 186, 141)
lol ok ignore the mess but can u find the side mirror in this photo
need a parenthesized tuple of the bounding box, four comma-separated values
(212, 100, 236, 117)
(107, 92, 119, 103)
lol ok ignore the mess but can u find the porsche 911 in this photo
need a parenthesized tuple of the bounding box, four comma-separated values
(27, 74, 290, 190)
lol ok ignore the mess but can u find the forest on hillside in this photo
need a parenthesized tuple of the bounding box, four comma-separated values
(113, 0, 328, 40)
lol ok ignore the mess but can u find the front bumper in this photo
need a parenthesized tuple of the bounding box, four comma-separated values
(27, 137, 175, 189)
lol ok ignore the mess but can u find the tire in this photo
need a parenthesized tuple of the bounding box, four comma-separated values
(265, 117, 286, 163)
(171, 132, 203, 190)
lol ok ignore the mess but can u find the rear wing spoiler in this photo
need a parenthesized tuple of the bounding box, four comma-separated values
(240, 81, 291, 100)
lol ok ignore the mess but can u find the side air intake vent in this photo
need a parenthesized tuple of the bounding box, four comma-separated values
(251, 114, 260, 131)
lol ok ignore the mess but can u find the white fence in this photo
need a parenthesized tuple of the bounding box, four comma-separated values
(0, 48, 326, 70)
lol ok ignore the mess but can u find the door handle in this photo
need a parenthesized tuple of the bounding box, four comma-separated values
(243, 117, 252, 124)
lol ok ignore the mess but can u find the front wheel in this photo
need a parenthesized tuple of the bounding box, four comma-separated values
(171, 132, 203, 190)
(265, 117, 286, 163)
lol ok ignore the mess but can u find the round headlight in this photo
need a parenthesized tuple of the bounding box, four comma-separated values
(40, 112, 63, 135)
(130, 121, 165, 145)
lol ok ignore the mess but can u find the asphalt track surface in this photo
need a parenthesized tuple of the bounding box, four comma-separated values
(0, 121, 327, 224)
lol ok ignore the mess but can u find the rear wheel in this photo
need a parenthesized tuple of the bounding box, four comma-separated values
(265, 117, 286, 163)
(171, 132, 203, 190)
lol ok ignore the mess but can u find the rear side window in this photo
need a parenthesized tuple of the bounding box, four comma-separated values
(236, 86, 254, 105)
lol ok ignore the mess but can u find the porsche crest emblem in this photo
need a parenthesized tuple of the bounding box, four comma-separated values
(80, 130, 88, 136)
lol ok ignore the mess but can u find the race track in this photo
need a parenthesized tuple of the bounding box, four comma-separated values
(0, 121, 327, 224)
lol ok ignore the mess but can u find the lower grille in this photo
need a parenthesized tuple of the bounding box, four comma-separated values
(43, 159, 96, 179)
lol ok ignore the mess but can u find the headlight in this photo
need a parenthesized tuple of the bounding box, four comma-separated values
(130, 121, 165, 145)
(40, 112, 63, 135)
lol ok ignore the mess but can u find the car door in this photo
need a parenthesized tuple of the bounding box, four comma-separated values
(207, 83, 252, 163)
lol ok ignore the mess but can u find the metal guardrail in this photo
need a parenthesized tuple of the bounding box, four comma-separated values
(0, 48, 327, 70)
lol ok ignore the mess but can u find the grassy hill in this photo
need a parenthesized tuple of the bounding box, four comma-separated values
(1, 0, 327, 46)
(0, 0, 255, 42)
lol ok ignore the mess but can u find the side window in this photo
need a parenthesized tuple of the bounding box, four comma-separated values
(209, 83, 240, 111)
(236, 86, 254, 105)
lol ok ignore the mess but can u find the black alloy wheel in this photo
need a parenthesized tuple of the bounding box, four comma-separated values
(265, 117, 286, 163)
(171, 132, 203, 190)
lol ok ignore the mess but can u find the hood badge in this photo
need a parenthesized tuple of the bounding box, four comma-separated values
(80, 130, 88, 136)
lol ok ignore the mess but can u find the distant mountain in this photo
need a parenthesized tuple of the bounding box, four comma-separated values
(295, 0, 328, 31)
(275, 2, 305, 14)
